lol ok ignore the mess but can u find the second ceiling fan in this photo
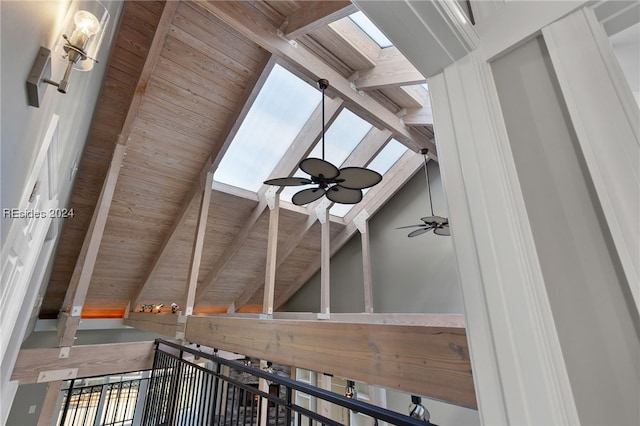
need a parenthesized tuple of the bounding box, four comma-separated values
(397, 149, 450, 237)
(263, 79, 382, 206)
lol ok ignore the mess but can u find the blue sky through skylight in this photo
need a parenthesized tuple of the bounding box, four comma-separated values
(349, 11, 393, 48)
(214, 65, 320, 192)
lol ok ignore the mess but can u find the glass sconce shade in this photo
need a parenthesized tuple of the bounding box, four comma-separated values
(53, 0, 110, 71)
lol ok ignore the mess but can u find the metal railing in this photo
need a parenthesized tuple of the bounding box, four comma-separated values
(57, 373, 149, 425)
(142, 339, 428, 426)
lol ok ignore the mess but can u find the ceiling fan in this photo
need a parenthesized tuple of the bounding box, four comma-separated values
(397, 149, 450, 237)
(263, 79, 382, 206)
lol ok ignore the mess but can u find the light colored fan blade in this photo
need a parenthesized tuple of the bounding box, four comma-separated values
(336, 167, 382, 189)
(299, 158, 339, 179)
(408, 227, 432, 237)
(420, 215, 448, 225)
(434, 223, 451, 236)
(292, 187, 325, 205)
(396, 224, 427, 229)
(264, 177, 312, 186)
(326, 186, 363, 204)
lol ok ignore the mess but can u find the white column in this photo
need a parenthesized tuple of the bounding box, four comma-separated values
(542, 7, 639, 312)
(430, 49, 579, 426)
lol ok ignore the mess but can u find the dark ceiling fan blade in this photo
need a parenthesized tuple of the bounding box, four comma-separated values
(263, 177, 312, 186)
(326, 185, 363, 204)
(434, 223, 451, 236)
(336, 167, 382, 189)
(396, 224, 428, 229)
(420, 215, 448, 225)
(408, 227, 432, 238)
(299, 158, 340, 180)
(292, 187, 325, 206)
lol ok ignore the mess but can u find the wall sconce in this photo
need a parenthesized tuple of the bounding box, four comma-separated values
(153, 303, 164, 313)
(344, 380, 357, 399)
(409, 395, 431, 423)
(171, 303, 179, 313)
(27, 0, 109, 107)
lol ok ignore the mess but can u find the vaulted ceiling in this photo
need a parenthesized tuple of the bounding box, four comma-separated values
(41, 0, 436, 319)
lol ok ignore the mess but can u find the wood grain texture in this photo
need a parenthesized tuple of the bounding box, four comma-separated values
(185, 315, 476, 408)
(12, 342, 156, 384)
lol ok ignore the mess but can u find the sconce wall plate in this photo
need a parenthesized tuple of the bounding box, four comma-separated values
(27, 47, 53, 108)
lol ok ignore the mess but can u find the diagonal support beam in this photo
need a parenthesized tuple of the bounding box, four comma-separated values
(184, 171, 214, 316)
(282, 1, 358, 39)
(274, 150, 423, 309)
(59, 144, 126, 347)
(195, 1, 433, 154)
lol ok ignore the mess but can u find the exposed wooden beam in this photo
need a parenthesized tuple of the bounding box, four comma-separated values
(196, 98, 343, 302)
(403, 106, 434, 126)
(124, 312, 184, 338)
(184, 316, 476, 408)
(355, 47, 426, 90)
(283, 1, 358, 39)
(11, 342, 156, 385)
(184, 171, 214, 315)
(320, 17, 381, 69)
(272, 312, 466, 327)
(195, 1, 431, 153)
(59, 143, 126, 346)
(274, 151, 423, 309)
(262, 190, 280, 315)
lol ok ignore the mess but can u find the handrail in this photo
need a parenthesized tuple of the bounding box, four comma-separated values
(154, 338, 428, 425)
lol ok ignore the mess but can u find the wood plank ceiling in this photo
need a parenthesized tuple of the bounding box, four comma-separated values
(41, 0, 435, 319)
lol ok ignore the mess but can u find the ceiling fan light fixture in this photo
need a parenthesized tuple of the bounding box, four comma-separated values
(263, 79, 382, 205)
(396, 149, 451, 238)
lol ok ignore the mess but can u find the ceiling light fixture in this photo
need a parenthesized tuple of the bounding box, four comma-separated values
(344, 380, 357, 399)
(27, 0, 110, 107)
(409, 395, 434, 424)
(396, 149, 450, 237)
(263, 79, 382, 205)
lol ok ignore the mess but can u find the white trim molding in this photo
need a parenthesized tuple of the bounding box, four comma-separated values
(542, 7, 640, 314)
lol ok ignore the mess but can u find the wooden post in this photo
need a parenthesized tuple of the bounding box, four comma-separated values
(315, 200, 331, 315)
(262, 188, 280, 315)
(354, 209, 373, 313)
(37, 380, 62, 426)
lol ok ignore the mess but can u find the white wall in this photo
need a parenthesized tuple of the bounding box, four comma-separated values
(491, 35, 639, 426)
(610, 22, 640, 105)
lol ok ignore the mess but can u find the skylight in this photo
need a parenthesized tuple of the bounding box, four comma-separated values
(213, 65, 320, 192)
(349, 11, 393, 48)
(281, 109, 373, 203)
(329, 139, 408, 217)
